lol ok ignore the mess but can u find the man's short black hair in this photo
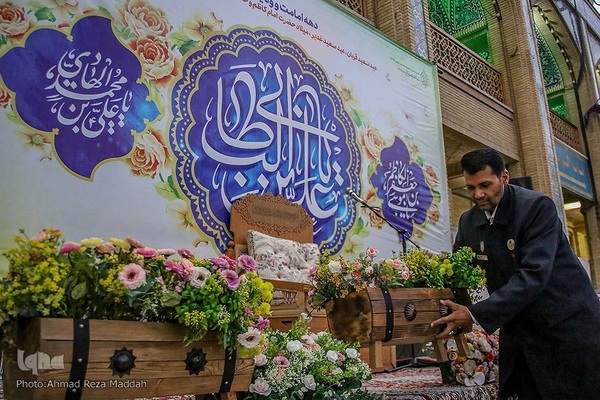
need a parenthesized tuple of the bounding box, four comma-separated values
(460, 148, 506, 177)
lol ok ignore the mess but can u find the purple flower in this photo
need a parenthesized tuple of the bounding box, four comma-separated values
(210, 256, 230, 271)
(255, 316, 270, 332)
(221, 269, 240, 290)
(238, 254, 257, 272)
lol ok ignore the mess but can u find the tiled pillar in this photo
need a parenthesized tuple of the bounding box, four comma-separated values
(495, 0, 563, 208)
(370, 0, 429, 60)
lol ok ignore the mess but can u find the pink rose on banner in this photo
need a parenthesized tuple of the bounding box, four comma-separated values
(0, 3, 30, 39)
(363, 189, 385, 229)
(359, 125, 386, 161)
(119, 0, 171, 38)
(126, 129, 171, 178)
(131, 35, 176, 81)
(0, 86, 11, 108)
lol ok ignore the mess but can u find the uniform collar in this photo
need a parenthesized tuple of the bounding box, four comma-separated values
(473, 184, 511, 226)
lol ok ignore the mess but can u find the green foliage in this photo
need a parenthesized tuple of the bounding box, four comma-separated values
(309, 246, 486, 308)
(0, 228, 273, 355)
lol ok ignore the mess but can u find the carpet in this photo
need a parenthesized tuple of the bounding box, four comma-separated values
(362, 366, 499, 400)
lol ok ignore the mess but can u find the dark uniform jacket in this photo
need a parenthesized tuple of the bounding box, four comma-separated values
(454, 184, 600, 399)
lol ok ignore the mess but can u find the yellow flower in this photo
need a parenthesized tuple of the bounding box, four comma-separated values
(80, 237, 103, 248)
(182, 12, 223, 41)
(109, 238, 131, 251)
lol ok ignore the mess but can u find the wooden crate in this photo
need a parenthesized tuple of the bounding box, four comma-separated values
(2, 318, 254, 400)
(326, 287, 471, 367)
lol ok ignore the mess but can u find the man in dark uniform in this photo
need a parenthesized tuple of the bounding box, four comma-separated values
(431, 148, 600, 399)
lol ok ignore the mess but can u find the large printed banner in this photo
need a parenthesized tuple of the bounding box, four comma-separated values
(0, 0, 449, 269)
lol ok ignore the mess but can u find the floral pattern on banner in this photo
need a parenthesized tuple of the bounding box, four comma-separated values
(0, 1, 230, 248)
(0, 0, 362, 255)
(333, 75, 443, 256)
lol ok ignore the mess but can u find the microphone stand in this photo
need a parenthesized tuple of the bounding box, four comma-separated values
(346, 190, 429, 372)
(346, 190, 420, 252)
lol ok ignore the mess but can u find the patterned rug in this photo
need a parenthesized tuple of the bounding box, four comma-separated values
(362, 366, 499, 400)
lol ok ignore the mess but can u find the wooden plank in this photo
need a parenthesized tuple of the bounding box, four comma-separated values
(3, 359, 253, 399)
(4, 318, 255, 400)
(6, 373, 253, 400)
(35, 319, 200, 342)
(39, 340, 227, 363)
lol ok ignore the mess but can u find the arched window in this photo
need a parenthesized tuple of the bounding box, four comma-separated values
(428, 0, 491, 63)
(535, 24, 567, 119)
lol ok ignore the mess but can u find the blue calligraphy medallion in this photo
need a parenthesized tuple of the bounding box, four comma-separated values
(170, 28, 359, 252)
(0, 16, 158, 179)
(369, 137, 433, 238)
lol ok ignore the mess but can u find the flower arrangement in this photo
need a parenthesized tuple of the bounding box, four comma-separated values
(308, 246, 485, 307)
(245, 320, 382, 400)
(0, 228, 274, 356)
(440, 326, 499, 386)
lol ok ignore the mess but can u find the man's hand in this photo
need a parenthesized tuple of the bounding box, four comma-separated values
(430, 299, 473, 339)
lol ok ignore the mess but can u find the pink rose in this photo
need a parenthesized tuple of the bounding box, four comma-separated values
(31, 229, 49, 242)
(178, 248, 195, 258)
(425, 165, 439, 187)
(164, 260, 188, 279)
(366, 247, 378, 257)
(221, 254, 237, 268)
(136, 247, 158, 258)
(118, 263, 146, 290)
(157, 248, 176, 256)
(59, 241, 81, 254)
(96, 243, 115, 254)
(401, 266, 410, 280)
(0, 3, 30, 39)
(126, 236, 145, 248)
(180, 258, 195, 273)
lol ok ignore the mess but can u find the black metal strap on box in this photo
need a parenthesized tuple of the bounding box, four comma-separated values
(381, 286, 394, 342)
(65, 318, 90, 400)
(219, 348, 236, 393)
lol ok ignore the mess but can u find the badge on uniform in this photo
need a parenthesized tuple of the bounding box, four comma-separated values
(480, 241, 485, 253)
(476, 254, 488, 261)
(507, 239, 515, 251)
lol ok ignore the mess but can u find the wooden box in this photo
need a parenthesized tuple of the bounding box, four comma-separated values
(325, 287, 471, 366)
(2, 318, 254, 400)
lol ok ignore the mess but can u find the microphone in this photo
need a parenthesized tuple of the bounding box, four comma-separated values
(345, 188, 366, 204)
